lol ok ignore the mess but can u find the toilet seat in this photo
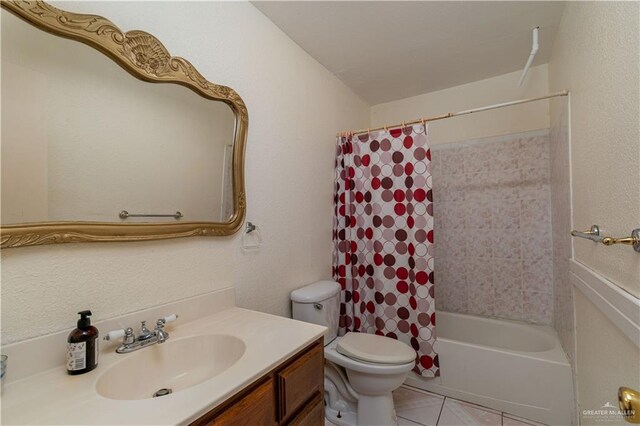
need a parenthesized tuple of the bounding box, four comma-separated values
(325, 335, 415, 375)
(337, 332, 416, 365)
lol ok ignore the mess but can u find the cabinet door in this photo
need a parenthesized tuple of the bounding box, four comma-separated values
(277, 343, 324, 422)
(287, 392, 324, 426)
(195, 378, 276, 426)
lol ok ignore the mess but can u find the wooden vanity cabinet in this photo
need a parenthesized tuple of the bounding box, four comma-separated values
(190, 338, 324, 426)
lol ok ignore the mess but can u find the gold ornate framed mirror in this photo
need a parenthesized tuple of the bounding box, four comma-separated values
(0, 0, 248, 248)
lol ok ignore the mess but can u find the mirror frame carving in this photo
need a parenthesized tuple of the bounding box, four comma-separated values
(0, 0, 248, 248)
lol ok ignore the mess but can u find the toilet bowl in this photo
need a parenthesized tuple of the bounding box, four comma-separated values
(291, 281, 415, 426)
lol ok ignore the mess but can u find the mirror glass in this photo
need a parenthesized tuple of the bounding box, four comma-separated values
(1, 9, 237, 225)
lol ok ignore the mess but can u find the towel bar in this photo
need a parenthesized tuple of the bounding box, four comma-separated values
(119, 210, 183, 220)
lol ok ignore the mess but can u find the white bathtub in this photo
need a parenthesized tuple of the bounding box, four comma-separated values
(405, 311, 573, 425)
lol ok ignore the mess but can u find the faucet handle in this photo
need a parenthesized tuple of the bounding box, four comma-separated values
(104, 327, 135, 345)
(155, 319, 170, 344)
(104, 329, 125, 341)
(123, 327, 135, 345)
(161, 314, 178, 324)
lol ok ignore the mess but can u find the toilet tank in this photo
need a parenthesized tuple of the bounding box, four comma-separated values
(291, 280, 341, 344)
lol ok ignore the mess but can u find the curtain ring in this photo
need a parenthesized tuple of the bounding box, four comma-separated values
(402, 121, 406, 128)
(421, 118, 426, 126)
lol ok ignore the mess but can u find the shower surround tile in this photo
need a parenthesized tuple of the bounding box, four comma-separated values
(432, 130, 553, 325)
(463, 142, 494, 173)
(522, 228, 553, 260)
(493, 289, 524, 319)
(493, 259, 523, 292)
(491, 230, 522, 259)
(519, 167, 550, 200)
(523, 257, 553, 293)
(523, 291, 553, 324)
(493, 169, 521, 200)
(464, 200, 493, 229)
(520, 198, 551, 230)
(549, 97, 577, 424)
(465, 231, 493, 258)
(490, 139, 520, 171)
(491, 200, 520, 229)
(440, 147, 466, 175)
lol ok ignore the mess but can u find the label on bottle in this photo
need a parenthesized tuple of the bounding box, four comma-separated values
(67, 341, 86, 371)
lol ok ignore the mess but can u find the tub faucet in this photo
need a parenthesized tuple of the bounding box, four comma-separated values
(104, 314, 178, 354)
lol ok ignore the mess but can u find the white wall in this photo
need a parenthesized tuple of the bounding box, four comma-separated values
(549, 2, 640, 297)
(0, 1, 369, 344)
(371, 64, 550, 146)
(548, 2, 640, 423)
(574, 291, 639, 425)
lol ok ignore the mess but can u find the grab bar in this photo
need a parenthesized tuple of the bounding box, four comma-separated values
(571, 225, 640, 252)
(119, 210, 183, 220)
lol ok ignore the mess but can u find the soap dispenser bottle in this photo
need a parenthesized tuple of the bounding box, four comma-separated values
(66, 310, 99, 375)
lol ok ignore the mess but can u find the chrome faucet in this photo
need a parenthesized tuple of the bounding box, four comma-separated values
(104, 314, 178, 354)
(138, 321, 155, 341)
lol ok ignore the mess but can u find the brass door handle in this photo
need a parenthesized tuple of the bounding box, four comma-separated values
(602, 233, 639, 247)
(619, 387, 640, 423)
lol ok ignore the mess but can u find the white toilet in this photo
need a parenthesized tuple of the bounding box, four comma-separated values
(291, 281, 415, 426)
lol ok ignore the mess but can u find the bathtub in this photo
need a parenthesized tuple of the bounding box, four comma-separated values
(405, 311, 573, 425)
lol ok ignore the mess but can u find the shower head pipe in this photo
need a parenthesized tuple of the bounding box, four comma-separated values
(517, 27, 540, 86)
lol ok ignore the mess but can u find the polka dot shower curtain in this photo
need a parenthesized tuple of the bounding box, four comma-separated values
(332, 124, 439, 377)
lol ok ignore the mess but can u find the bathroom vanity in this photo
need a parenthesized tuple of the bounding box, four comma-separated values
(192, 339, 324, 425)
(0, 289, 326, 425)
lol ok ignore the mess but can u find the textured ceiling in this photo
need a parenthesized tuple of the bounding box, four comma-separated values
(252, 1, 565, 104)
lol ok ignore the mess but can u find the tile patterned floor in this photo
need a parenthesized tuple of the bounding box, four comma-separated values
(326, 385, 547, 426)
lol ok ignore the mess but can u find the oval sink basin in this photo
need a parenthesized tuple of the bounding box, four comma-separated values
(96, 334, 245, 400)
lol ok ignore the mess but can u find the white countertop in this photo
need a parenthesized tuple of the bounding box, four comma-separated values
(1, 307, 326, 425)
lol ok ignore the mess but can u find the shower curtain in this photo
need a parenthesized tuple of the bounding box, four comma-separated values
(332, 124, 439, 377)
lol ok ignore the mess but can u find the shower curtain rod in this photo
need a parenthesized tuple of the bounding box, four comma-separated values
(338, 90, 569, 137)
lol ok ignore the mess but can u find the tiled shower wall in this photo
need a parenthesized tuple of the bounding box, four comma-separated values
(432, 130, 554, 325)
(550, 98, 575, 363)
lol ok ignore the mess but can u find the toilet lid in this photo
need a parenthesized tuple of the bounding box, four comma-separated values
(336, 332, 416, 365)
